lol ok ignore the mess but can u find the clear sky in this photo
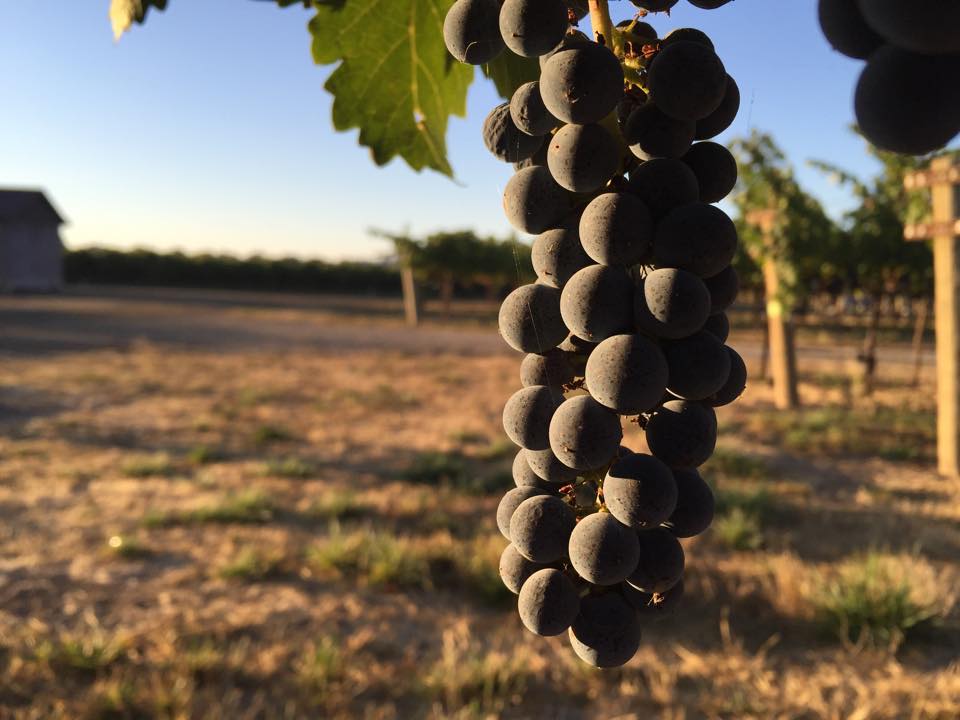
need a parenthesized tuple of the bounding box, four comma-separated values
(0, 1, 889, 261)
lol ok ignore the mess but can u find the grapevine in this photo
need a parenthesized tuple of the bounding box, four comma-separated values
(445, 0, 744, 667)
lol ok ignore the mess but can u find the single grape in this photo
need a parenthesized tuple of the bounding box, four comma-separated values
(645, 399, 717, 468)
(624, 576, 685, 619)
(654, 202, 738, 278)
(569, 512, 641, 585)
(694, 74, 739, 140)
(524, 447, 581, 484)
(687, 0, 732, 7)
(503, 166, 578, 235)
(483, 103, 544, 164)
(662, 331, 731, 401)
(703, 311, 729, 342)
(443, 0, 505, 65)
(519, 568, 581, 636)
(521, 349, 576, 388)
(510, 81, 559, 137)
(498, 282, 568, 353)
(511, 494, 577, 563)
(817, 0, 884, 60)
(549, 395, 623, 471)
(627, 158, 700, 221)
(635, 268, 711, 339)
(705, 345, 746, 407)
(624, 103, 696, 161)
(648, 41, 727, 122)
(567, 1, 589, 21)
(579, 192, 654, 267)
(664, 468, 714, 537)
(604, 452, 677, 529)
(584, 334, 669, 415)
(523, 448, 578, 486)
(547, 123, 620, 193)
(858, 1, 960, 55)
(627, 527, 684, 593)
(499, 543, 551, 594)
(682, 141, 738, 204)
(703, 265, 738, 314)
(497, 486, 549, 540)
(855, 45, 960, 156)
(540, 44, 625, 125)
(532, 216, 592, 289)
(503, 385, 564, 450)
(568, 591, 641, 668)
(513, 135, 550, 171)
(560, 265, 635, 342)
(661, 27, 715, 50)
(539, 28, 592, 70)
(499, 0, 569, 58)
(512, 449, 554, 490)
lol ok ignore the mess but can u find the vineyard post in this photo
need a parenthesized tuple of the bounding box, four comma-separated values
(400, 263, 420, 327)
(904, 157, 960, 477)
(747, 208, 799, 409)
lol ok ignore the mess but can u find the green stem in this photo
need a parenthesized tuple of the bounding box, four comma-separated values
(588, 0, 621, 56)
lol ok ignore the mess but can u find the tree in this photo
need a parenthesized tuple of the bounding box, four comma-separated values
(728, 130, 841, 407)
(809, 130, 951, 393)
(109, 0, 539, 177)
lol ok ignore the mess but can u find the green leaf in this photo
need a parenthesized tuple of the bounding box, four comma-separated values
(309, 0, 473, 176)
(109, 0, 167, 40)
(481, 52, 540, 101)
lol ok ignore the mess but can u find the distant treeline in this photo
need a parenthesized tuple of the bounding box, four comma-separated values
(65, 247, 402, 295)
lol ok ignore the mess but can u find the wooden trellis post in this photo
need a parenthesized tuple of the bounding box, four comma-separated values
(904, 158, 960, 477)
(400, 263, 420, 327)
(747, 207, 800, 409)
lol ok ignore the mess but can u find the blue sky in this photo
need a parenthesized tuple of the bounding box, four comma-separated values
(0, 1, 882, 261)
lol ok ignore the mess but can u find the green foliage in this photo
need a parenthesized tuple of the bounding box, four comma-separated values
(729, 131, 842, 311)
(815, 554, 937, 646)
(309, 0, 472, 176)
(808, 128, 955, 297)
(108, 0, 537, 175)
(65, 247, 402, 296)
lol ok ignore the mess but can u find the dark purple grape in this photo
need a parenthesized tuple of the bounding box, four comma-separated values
(532, 216, 592, 289)
(524, 447, 581, 484)
(584, 334, 668, 415)
(547, 123, 620, 193)
(569, 591, 641, 667)
(500, 543, 552, 594)
(635, 268, 711, 339)
(511, 494, 576, 562)
(521, 349, 576, 388)
(682, 141, 738, 204)
(654, 202, 737, 278)
(549, 395, 623, 471)
(664, 468, 714, 537)
(648, 41, 727, 122)
(443, 0, 505, 65)
(694, 75, 739, 140)
(540, 44, 625, 125)
(498, 283, 568, 354)
(503, 385, 564, 450)
(510, 81, 559, 136)
(499, 0, 569, 58)
(560, 265, 635, 343)
(579, 192, 654, 266)
(624, 103, 696, 160)
(497, 486, 549, 540)
(483, 103, 544, 163)
(705, 346, 746, 407)
(645, 399, 717, 468)
(519, 568, 581, 636)
(858, 1, 960, 55)
(703, 311, 729, 342)
(627, 158, 700, 221)
(604, 452, 678, 529)
(627, 527, 684, 593)
(703, 265, 739, 314)
(503, 166, 579, 235)
(662, 330, 731, 401)
(512, 450, 554, 490)
(817, 0, 884, 59)
(568, 512, 641, 585)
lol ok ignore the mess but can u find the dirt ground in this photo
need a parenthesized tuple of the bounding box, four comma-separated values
(0, 289, 957, 719)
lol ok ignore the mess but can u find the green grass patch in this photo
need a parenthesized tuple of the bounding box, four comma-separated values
(712, 507, 763, 551)
(703, 448, 769, 481)
(744, 406, 934, 464)
(187, 444, 223, 465)
(814, 553, 938, 647)
(263, 456, 316, 479)
(121, 453, 175, 478)
(307, 491, 368, 521)
(307, 527, 432, 590)
(218, 547, 286, 581)
(298, 636, 344, 695)
(253, 424, 294, 446)
(144, 490, 275, 527)
(400, 451, 513, 494)
(35, 635, 127, 675)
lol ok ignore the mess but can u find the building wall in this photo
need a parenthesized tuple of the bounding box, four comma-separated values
(0, 222, 63, 292)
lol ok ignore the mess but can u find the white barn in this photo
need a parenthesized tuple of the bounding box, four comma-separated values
(0, 189, 65, 292)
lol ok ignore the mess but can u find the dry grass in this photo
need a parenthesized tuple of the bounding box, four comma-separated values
(0, 295, 958, 719)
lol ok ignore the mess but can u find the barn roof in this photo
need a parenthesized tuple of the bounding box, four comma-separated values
(0, 189, 65, 225)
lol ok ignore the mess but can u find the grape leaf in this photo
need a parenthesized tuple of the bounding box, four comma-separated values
(309, 0, 473, 176)
(108, 0, 168, 40)
(481, 52, 540, 101)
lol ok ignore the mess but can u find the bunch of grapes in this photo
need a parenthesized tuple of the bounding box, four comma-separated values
(818, 0, 960, 155)
(444, 0, 743, 668)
